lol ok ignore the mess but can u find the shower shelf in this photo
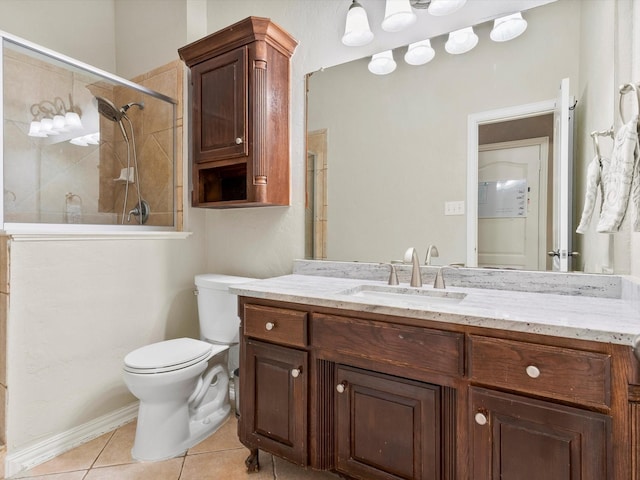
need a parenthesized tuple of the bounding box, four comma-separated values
(114, 167, 135, 184)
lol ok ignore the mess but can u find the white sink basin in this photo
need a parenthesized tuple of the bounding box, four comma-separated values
(338, 284, 467, 307)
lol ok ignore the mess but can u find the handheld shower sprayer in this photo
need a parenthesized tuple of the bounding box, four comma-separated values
(94, 96, 149, 224)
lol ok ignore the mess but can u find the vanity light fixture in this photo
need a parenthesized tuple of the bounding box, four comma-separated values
(445, 26, 478, 54)
(404, 39, 435, 65)
(427, 0, 467, 16)
(490, 12, 528, 42)
(368, 50, 397, 75)
(69, 132, 99, 147)
(28, 95, 83, 138)
(342, 0, 374, 46)
(382, 0, 417, 33)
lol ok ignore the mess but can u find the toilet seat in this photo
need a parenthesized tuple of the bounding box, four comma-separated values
(124, 338, 220, 374)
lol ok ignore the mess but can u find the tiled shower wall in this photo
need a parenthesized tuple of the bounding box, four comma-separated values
(105, 60, 184, 228)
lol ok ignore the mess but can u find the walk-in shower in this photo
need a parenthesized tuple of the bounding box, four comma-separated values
(1, 33, 177, 230)
(95, 96, 149, 224)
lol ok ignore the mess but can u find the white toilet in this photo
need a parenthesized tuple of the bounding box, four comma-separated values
(122, 274, 255, 461)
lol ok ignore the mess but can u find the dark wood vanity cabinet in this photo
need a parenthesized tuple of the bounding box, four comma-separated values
(178, 17, 297, 208)
(243, 339, 307, 465)
(335, 365, 441, 480)
(470, 387, 609, 480)
(238, 297, 637, 480)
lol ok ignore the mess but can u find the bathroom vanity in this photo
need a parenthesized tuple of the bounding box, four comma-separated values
(232, 267, 640, 480)
(233, 263, 640, 480)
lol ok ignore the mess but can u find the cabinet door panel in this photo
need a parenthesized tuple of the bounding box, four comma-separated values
(243, 340, 307, 464)
(336, 366, 440, 480)
(471, 387, 610, 480)
(192, 47, 247, 162)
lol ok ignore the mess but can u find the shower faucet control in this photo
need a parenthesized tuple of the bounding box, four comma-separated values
(127, 199, 150, 224)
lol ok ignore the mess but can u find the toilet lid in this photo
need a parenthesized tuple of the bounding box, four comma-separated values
(124, 338, 213, 373)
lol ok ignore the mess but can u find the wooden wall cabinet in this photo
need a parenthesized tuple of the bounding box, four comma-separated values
(178, 17, 297, 208)
(238, 297, 636, 480)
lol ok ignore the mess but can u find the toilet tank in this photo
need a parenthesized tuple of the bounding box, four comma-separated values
(194, 274, 256, 344)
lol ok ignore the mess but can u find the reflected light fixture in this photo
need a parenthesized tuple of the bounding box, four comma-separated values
(28, 95, 83, 138)
(368, 50, 397, 75)
(342, 0, 374, 47)
(445, 26, 478, 54)
(490, 12, 528, 42)
(69, 132, 99, 147)
(404, 39, 435, 65)
(427, 0, 467, 16)
(382, 0, 417, 33)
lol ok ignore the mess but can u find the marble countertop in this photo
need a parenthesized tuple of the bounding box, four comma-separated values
(230, 273, 640, 347)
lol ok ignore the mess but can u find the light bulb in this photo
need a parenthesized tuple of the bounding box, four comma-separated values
(342, 0, 374, 47)
(368, 50, 397, 75)
(382, 0, 417, 33)
(445, 26, 478, 54)
(404, 39, 435, 65)
(428, 0, 466, 16)
(490, 12, 527, 42)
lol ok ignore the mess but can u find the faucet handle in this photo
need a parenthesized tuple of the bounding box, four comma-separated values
(433, 267, 446, 289)
(386, 263, 399, 285)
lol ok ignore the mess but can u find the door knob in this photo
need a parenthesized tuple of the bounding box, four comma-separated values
(475, 412, 488, 425)
(235, 137, 243, 144)
(526, 365, 541, 378)
(291, 367, 302, 378)
(547, 250, 560, 257)
(265, 322, 275, 331)
(336, 382, 347, 393)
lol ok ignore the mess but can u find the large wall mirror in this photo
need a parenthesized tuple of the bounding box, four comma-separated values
(306, 0, 625, 274)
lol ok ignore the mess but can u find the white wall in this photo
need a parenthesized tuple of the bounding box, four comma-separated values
(0, 0, 117, 72)
(574, 0, 618, 274)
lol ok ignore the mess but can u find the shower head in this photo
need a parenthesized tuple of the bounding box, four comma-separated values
(95, 97, 145, 123)
(95, 96, 124, 122)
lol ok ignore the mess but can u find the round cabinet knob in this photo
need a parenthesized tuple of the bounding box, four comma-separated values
(265, 322, 275, 331)
(235, 137, 243, 145)
(336, 382, 347, 393)
(291, 368, 302, 378)
(475, 412, 488, 425)
(526, 365, 541, 378)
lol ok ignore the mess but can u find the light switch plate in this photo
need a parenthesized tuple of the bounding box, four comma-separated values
(444, 201, 465, 215)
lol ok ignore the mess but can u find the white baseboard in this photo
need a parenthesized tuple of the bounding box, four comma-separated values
(5, 402, 138, 478)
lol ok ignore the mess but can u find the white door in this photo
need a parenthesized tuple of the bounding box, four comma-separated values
(478, 139, 548, 270)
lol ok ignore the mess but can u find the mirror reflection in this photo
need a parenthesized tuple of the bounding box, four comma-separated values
(306, 0, 624, 274)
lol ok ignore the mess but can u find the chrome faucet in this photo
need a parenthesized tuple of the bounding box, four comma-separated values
(425, 244, 439, 265)
(403, 247, 422, 287)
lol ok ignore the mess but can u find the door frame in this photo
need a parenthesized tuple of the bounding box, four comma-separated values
(466, 99, 556, 268)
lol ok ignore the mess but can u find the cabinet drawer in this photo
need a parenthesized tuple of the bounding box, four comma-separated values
(244, 304, 308, 347)
(312, 314, 464, 377)
(468, 335, 611, 409)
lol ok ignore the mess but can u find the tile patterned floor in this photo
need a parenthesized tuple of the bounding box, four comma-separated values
(9, 416, 339, 480)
